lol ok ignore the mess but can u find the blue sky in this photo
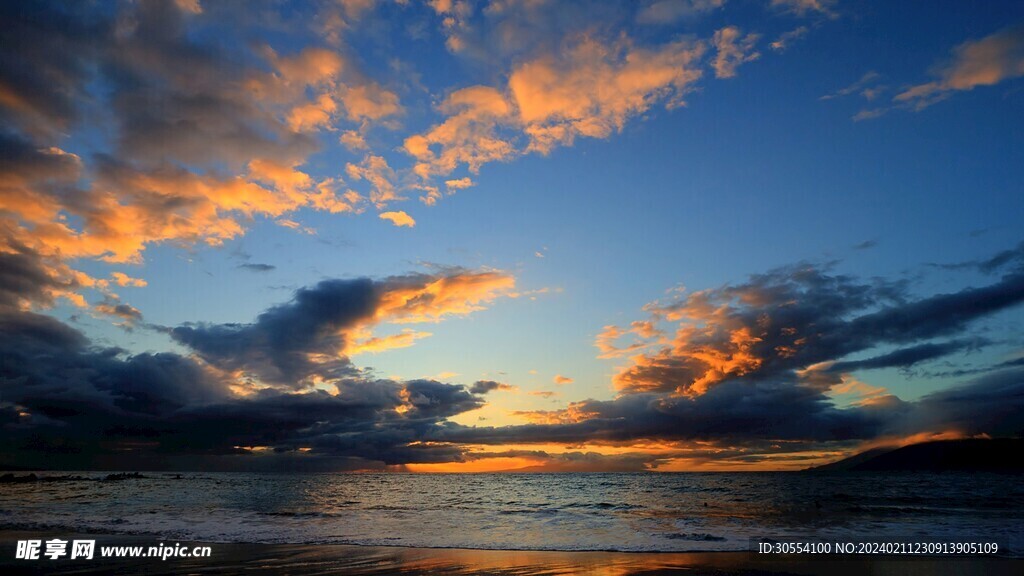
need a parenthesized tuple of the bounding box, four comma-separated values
(3, 0, 1024, 470)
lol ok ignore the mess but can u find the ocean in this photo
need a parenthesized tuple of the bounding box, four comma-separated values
(1, 472, 1021, 555)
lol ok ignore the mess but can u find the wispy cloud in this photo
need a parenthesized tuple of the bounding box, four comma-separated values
(896, 24, 1024, 110)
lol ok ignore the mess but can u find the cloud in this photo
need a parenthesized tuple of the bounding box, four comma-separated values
(0, 263, 521, 470)
(594, 321, 662, 359)
(251, 45, 402, 132)
(442, 365, 1024, 468)
(347, 328, 433, 355)
(445, 177, 475, 190)
(425, 0, 631, 63)
(851, 107, 887, 121)
(169, 278, 379, 387)
(712, 26, 760, 79)
(110, 272, 148, 287)
(405, 35, 704, 178)
(509, 37, 705, 153)
(823, 339, 985, 374)
(553, 374, 574, 385)
(636, 0, 726, 25)
(613, 261, 1024, 396)
(896, 25, 1024, 110)
(379, 210, 416, 228)
(908, 368, 1024, 438)
(2, 248, 1023, 470)
(770, 26, 808, 52)
(93, 297, 144, 325)
(821, 71, 884, 101)
(0, 306, 489, 470)
(528, 390, 558, 399)
(348, 155, 401, 208)
(0, 243, 85, 310)
(238, 263, 277, 272)
(770, 0, 837, 18)
(403, 85, 517, 178)
(339, 130, 370, 151)
(448, 383, 909, 446)
(469, 380, 515, 394)
(0, 3, 100, 138)
(0, 1, 402, 312)
(169, 269, 514, 389)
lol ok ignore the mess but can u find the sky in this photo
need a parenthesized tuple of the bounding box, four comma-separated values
(1, 0, 1024, 472)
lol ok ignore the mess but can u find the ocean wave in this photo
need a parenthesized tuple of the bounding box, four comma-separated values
(1, 471, 1021, 556)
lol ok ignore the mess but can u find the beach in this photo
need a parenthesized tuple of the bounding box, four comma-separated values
(2, 531, 1022, 576)
(1, 471, 1021, 574)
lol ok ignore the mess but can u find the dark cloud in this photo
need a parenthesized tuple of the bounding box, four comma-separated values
(0, 308, 485, 471)
(906, 368, 1024, 438)
(0, 0, 397, 293)
(170, 278, 379, 387)
(1, 1, 313, 168)
(0, 2, 106, 137)
(0, 256, 515, 470)
(469, 380, 514, 394)
(437, 254, 1024, 459)
(826, 339, 986, 373)
(0, 244, 77, 310)
(440, 368, 1024, 456)
(93, 297, 144, 326)
(2, 247, 1023, 471)
(440, 380, 908, 446)
(402, 380, 483, 418)
(929, 242, 1024, 274)
(167, 269, 513, 388)
(238, 263, 277, 272)
(614, 263, 1024, 395)
(841, 272, 1024, 346)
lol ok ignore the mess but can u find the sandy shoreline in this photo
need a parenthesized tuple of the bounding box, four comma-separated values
(1, 530, 1021, 575)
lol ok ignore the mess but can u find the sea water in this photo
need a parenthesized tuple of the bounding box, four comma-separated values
(1, 472, 1021, 554)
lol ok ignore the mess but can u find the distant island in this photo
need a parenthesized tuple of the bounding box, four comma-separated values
(807, 438, 1024, 472)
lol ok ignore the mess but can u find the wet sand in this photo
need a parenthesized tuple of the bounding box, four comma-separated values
(1, 531, 1020, 575)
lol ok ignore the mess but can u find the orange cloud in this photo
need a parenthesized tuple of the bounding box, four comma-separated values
(552, 374, 574, 385)
(770, 0, 837, 17)
(511, 406, 590, 425)
(173, 0, 203, 15)
(374, 270, 516, 324)
(510, 36, 704, 153)
(404, 35, 704, 181)
(287, 93, 338, 132)
(339, 130, 369, 151)
(379, 210, 416, 228)
(895, 25, 1024, 110)
(711, 26, 760, 79)
(445, 177, 474, 190)
(253, 45, 401, 129)
(322, 269, 516, 360)
(347, 328, 433, 355)
(348, 155, 400, 207)
(110, 272, 147, 288)
(404, 85, 516, 179)
(340, 83, 402, 121)
(528, 390, 558, 399)
(595, 321, 663, 359)
(93, 298, 143, 326)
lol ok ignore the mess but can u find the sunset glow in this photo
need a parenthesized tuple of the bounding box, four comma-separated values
(1, 0, 1023, 475)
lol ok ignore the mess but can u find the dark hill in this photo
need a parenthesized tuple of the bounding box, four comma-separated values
(806, 438, 1024, 472)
